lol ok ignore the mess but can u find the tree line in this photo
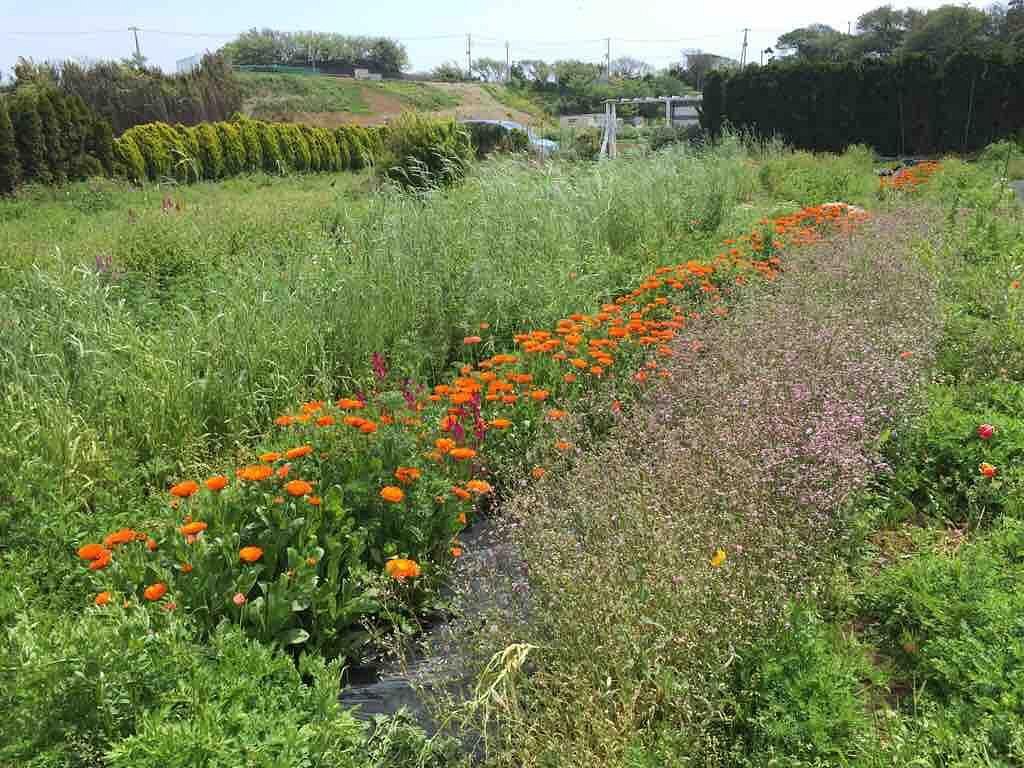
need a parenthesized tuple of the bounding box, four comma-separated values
(0, 85, 113, 194)
(221, 29, 408, 75)
(8, 55, 242, 136)
(701, 52, 1024, 155)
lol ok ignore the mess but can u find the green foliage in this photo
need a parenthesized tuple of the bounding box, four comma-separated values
(88, 115, 114, 174)
(722, 605, 878, 767)
(338, 125, 371, 170)
(0, 98, 20, 194)
(257, 120, 286, 173)
(193, 122, 225, 179)
(649, 123, 703, 152)
(223, 28, 409, 75)
(300, 124, 324, 170)
(570, 127, 602, 160)
(1, 609, 368, 767)
(35, 88, 66, 183)
(464, 122, 529, 159)
(9, 90, 47, 183)
(215, 121, 245, 176)
(705, 53, 1024, 154)
(113, 134, 145, 183)
(278, 123, 312, 172)
(378, 112, 473, 189)
(235, 116, 263, 171)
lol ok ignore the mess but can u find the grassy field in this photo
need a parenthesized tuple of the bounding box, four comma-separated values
(2, 137, 1022, 766)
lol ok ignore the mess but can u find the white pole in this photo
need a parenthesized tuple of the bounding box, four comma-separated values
(610, 102, 618, 159)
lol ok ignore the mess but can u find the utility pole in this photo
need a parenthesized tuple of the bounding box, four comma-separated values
(740, 28, 750, 67)
(506, 41, 511, 83)
(605, 37, 611, 81)
(128, 26, 142, 61)
(466, 33, 472, 79)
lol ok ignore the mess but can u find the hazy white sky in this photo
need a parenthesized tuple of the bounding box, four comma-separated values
(0, 0, 989, 77)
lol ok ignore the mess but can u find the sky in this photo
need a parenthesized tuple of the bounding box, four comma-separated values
(0, 0, 991, 78)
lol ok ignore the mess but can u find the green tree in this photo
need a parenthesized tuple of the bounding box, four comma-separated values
(35, 90, 66, 183)
(854, 5, 912, 56)
(903, 5, 994, 61)
(0, 98, 21, 194)
(776, 24, 852, 61)
(431, 61, 465, 81)
(8, 91, 47, 183)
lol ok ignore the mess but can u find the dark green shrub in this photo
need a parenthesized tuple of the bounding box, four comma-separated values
(377, 111, 473, 190)
(35, 90, 66, 183)
(339, 126, 370, 170)
(9, 91, 47, 183)
(334, 127, 352, 170)
(464, 122, 529, 159)
(193, 122, 225, 179)
(87, 117, 114, 174)
(650, 123, 703, 151)
(299, 125, 323, 171)
(316, 127, 342, 171)
(0, 98, 20, 194)
(112, 134, 145, 183)
(216, 122, 245, 176)
(70, 153, 104, 180)
(278, 123, 312, 172)
(571, 127, 602, 161)
(122, 124, 170, 181)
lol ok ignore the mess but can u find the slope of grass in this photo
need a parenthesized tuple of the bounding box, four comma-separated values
(373, 80, 461, 110)
(481, 84, 548, 119)
(238, 71, 370, 116)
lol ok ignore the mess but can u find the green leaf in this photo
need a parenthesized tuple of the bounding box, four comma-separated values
(278, 628, 310, 646)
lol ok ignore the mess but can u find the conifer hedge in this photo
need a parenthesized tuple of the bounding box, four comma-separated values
(702, 52, 1024, 155)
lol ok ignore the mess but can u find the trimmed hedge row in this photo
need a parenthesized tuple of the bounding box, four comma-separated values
(112, 117, 388, 183)
(702, 52, 1024, 155)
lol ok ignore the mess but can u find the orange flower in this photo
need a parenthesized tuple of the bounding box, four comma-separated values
(435, 437, 455, 453)
(489, 418, 512, 429)
(274, 415, 295, 427)
(466, 479, 493, 494)
(452, 485, 472, 500)
(380, 486, 405, 503)
(899, 351, 913, 360)
(463, 335, 482, 345)
(449, 447, 477, 461)
(237, 464, 273, 482)
(306, 556, 319, 566)
(457, 512, 468, 525)
(170, 480, 199, 498)
(205, 475, 229, 492)
(563, 373, 578, 384)
(143, 583, 167, 601)
(78, 543, 107, 561)
(239, 546, 264, 563)
(89, 552, 112, 570)
(451, 546, 463, 558)
(307, 495, 322, 506)
(980, 462, 998, 479)
(276, 463, 291, 479)
(104, 528, 138, 548)
(316, 415, 336, 427)
(285, 479, 314, 497)
(180, 562, 193, 574)
(259, 451, 282, 463)
(285, 445, 313, 460)
(546, 409, 567, 421)
(146, 538, 158, 552)
(180, 521, 208, 536)
(359, 420, 378, 434)
(337, 397, 365, 410)
(554, 440, 573, 452)
(384, 558, 421, 581)
(1011, 280, 1021, 290)
(94, 591, 111, 607)
(394, 467, 422, 484)
(530, 389, 549, 402)
(531, 466, 546, 480)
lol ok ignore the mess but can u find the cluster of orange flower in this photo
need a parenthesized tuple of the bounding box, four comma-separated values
(78, 202, 872, 612)
(879, 161, 941, 191)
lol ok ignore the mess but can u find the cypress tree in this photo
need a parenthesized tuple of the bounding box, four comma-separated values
(0, 98, 20, 194)
(35, 90, 66, 183)
(9, 92, 47, 183)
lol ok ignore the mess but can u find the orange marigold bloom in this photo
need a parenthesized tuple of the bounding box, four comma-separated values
(205, 475, 229, 492)
(89, 551, 112, 570)
(570, 358, 588, 369)
(563, 373, 578, 384)
(380, 486, 405, 503)
(239, 546, 264, 563)
(146, 538, 158, 552)
(237, 464, 273, 482)
(451, 546, 463, 558)
(360, 420, 378, 434)
(180, 562, 193, 573)
(344, 416, 366, 429)
(285, 479, 314, 497)
(104, 528, 138, 548)
(170, 480, 199, 498)
(316, 415, 336, 427)
(530, 389, 549, 402)
(384, 558, 421, 581)
(531, 466, 547, 480)
(463, 335, 482, 345)
(501, 394, 518, 405)
(449, 447, 477, 461)
(274, 415, 294, 427)
(276, 463, 291, 479)
(284, 442, 311, 460)
(307, 495, 322, 506)
(457, 512, 468, 525)
(78, 543, 107, 561)
(94, 591, 111, 606)
(180, 521, 208, 536)
(143, 583, 167, 601)
(394, 466, 422, 484)
(546, 409, 567, 421)
(555, 440, 573, 452)
(452, 485, 472, 500)
(337, 397, 365, 410)
(435, 437, 455, 453)
(260, 452, 282, 463)
(489, 418, 512, 429)
(980, 462, 998, 479)
(466, 479, 493, 495)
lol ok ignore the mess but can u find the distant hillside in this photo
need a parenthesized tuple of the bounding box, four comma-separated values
(238, 71, 547, 127)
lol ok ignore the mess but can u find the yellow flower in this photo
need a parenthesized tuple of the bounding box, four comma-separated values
(710, 549, 727, 568)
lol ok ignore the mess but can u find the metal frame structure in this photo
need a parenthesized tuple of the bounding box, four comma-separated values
(600, 95, 701, 158)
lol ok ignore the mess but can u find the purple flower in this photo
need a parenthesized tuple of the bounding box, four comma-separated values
(371, 352, 388, 381)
